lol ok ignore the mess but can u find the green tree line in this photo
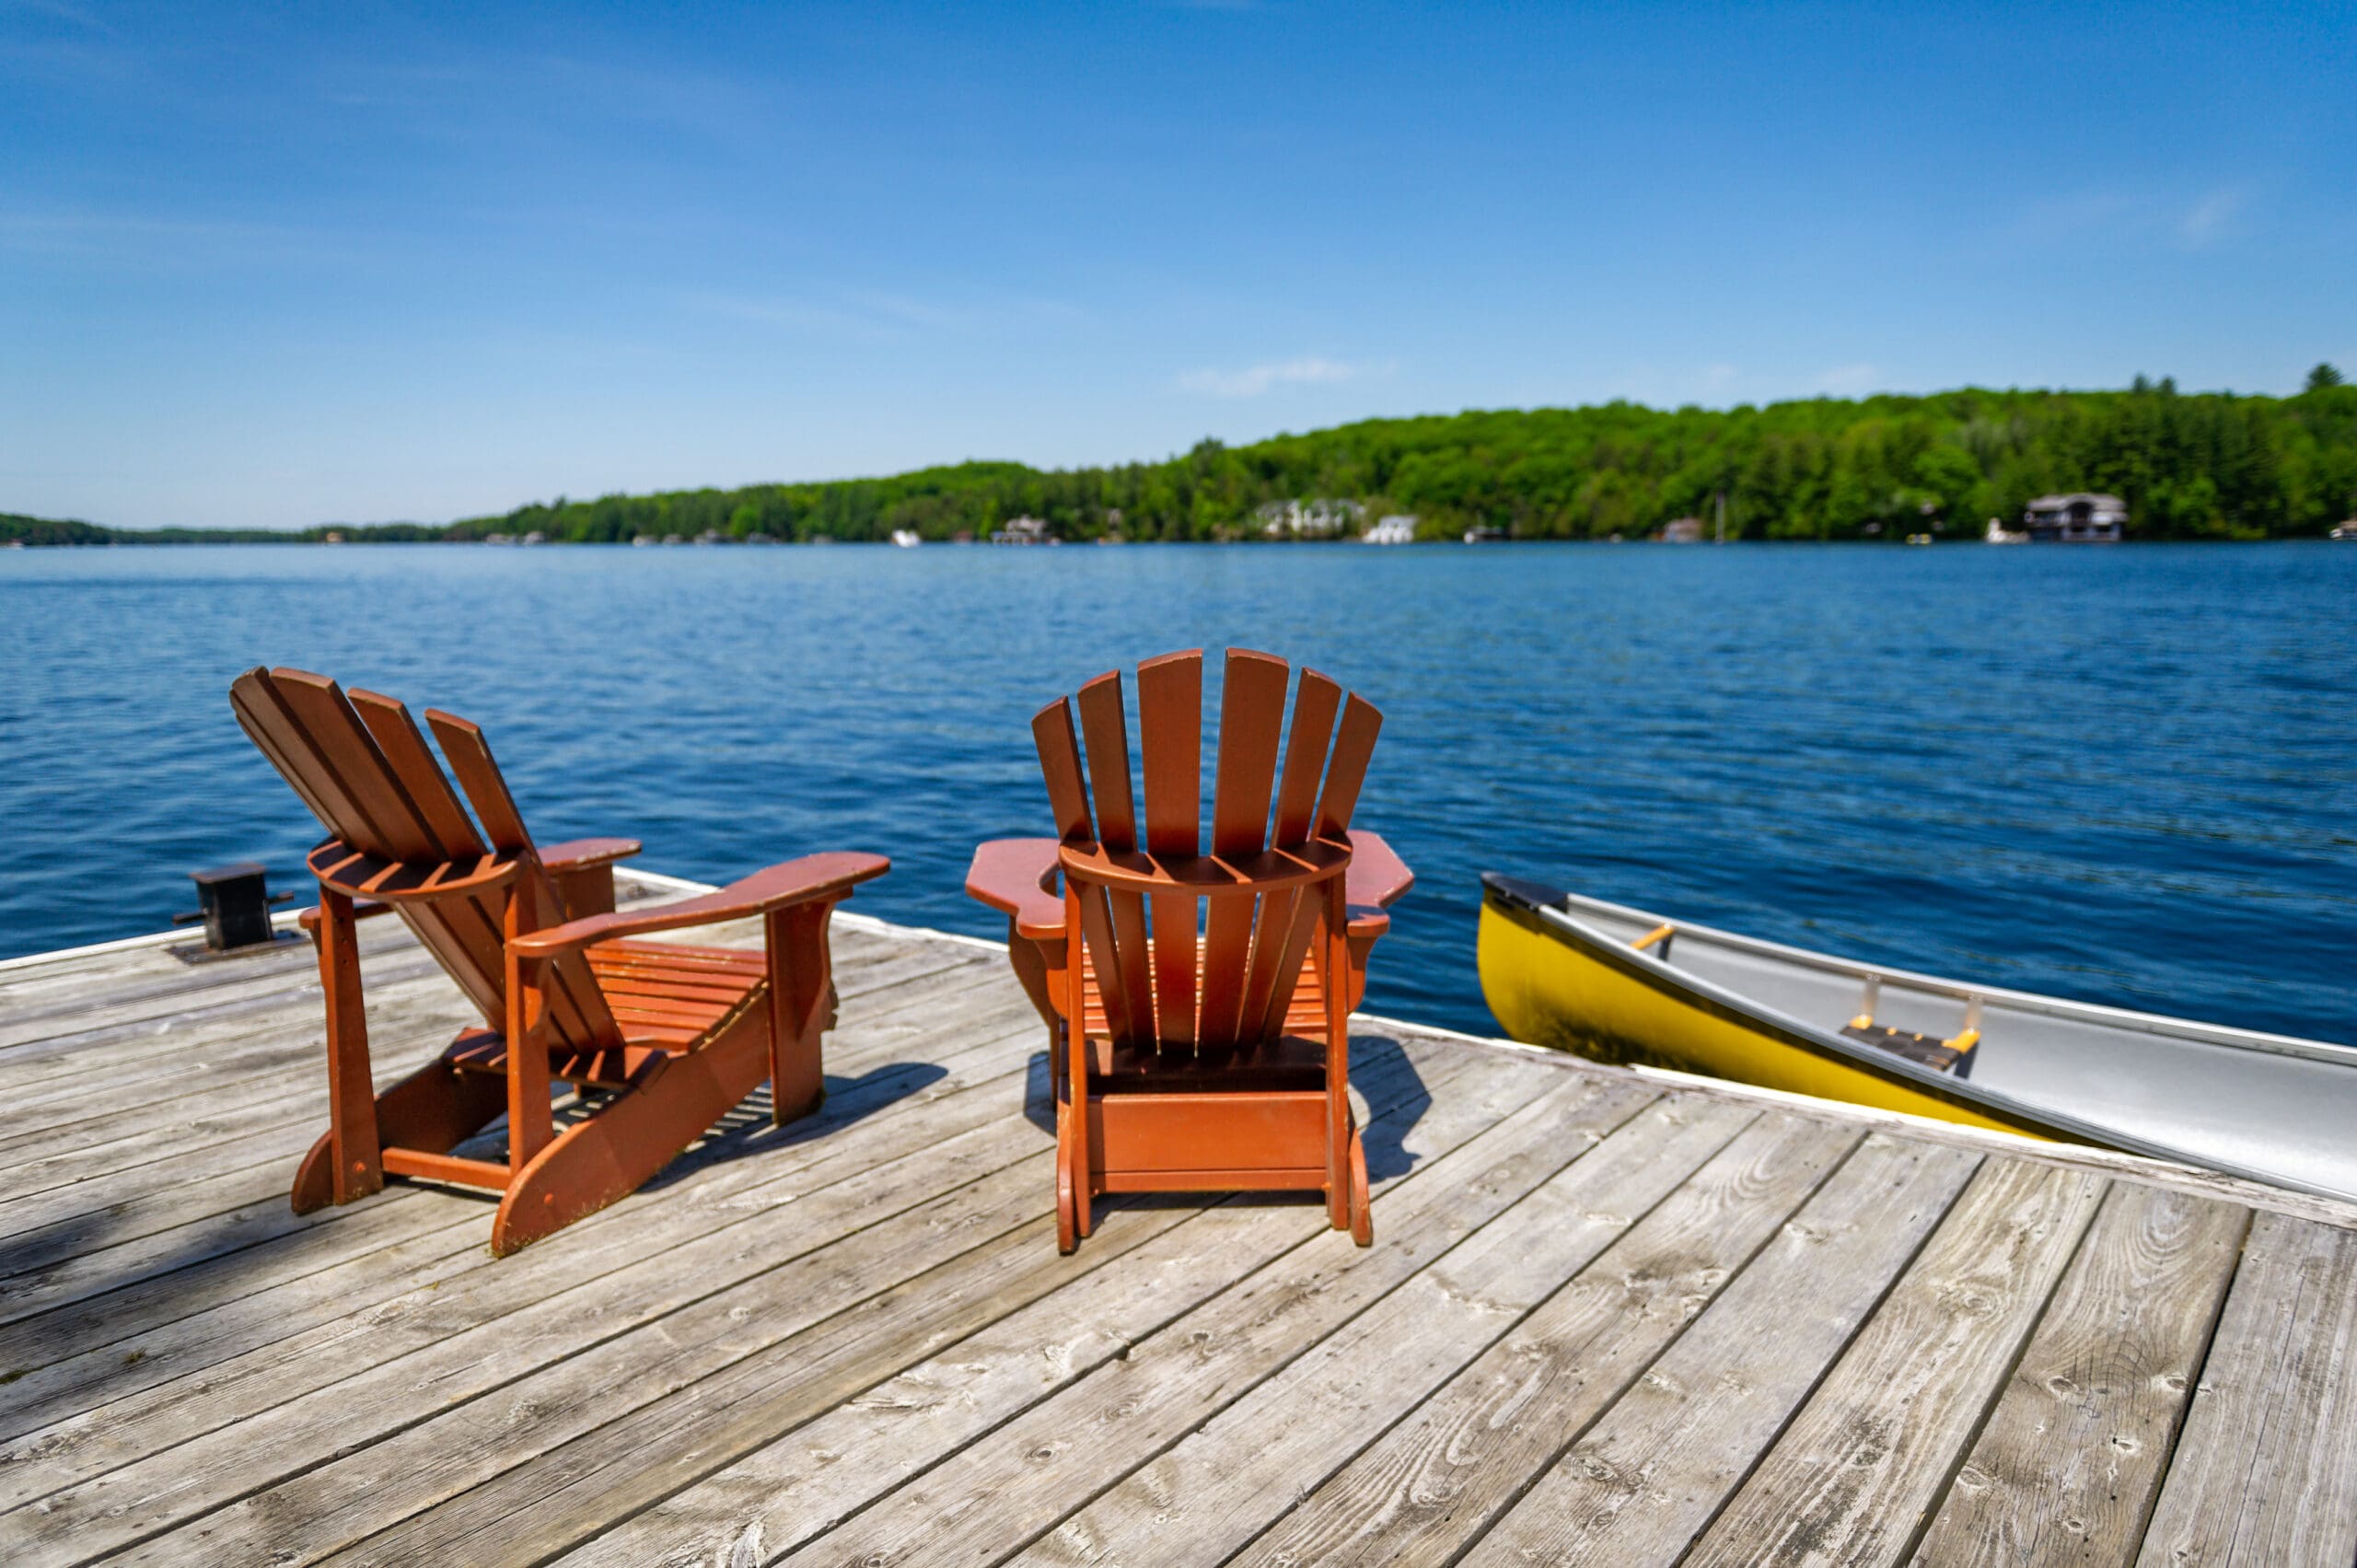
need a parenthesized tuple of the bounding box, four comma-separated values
(10, 373, 2355, 546)
(446, 373, 2357, 543)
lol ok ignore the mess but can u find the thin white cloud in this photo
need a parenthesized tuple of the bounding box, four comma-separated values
(4, 0, 111, 29)
(0, 208, 345, 269)
(685, 288, 1078, 343)
(1177, 356, 1391, 398)
(2178, 187, 2245, 247)
(2013, 186, 2252, 250)
(1811, 363, 1880, 396)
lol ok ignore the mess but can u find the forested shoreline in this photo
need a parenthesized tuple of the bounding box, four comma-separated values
(12, 376, 2356, 546)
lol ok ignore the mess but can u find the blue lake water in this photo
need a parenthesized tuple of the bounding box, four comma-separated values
(3, 542, 2351, 1045)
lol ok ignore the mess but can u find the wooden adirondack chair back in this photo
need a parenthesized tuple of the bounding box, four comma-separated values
(1031, 648, 1381, 1053)
(230, 667, 622, 1052)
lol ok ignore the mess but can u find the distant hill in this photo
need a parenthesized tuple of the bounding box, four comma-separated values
(1, 512, 115, 546)
(0, 514, 443, 546)
(14, 377, 2356, 545)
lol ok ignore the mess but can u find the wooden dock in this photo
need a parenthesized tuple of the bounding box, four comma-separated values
(3, 876, 2354, 1566)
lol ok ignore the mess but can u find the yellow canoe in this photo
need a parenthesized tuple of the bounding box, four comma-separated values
(1478, 874, 2357, 1202)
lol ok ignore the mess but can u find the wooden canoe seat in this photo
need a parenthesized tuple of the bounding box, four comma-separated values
(967, 648, 1413, 1251)
(1841, 1018, 1980, 1077)
(231, 666, 887, 1255)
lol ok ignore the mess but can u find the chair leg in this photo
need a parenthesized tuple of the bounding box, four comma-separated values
(302, 886, 382, 1212)
(1349, 1121, 1373, 1247)
(1055, 1106, 1079, 1255)
(765, 901, 839, 1126)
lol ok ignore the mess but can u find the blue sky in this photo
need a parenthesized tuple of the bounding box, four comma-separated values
(4, 1, 2351, 529)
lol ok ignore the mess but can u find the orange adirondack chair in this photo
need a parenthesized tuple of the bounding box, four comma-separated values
(966, 649, 1412, 1251)
(231, 667, 888, 1255)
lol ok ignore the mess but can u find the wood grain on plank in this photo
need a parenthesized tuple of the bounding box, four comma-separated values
(1910, 1183, 2247, 1567)
(1031, 1109, 1849, 1568)
(753, 1077, 1661, 1568)
(123, 1153, 1066, 1567)
(326, 1043, 1506, 1568)
(0, 1014, 1047, 1441)
(0, 1043, 1049, 1528)
(0, 1099, 1054, 1565)
(1679, 1158, 2108, 1568)
(1452, 1133, 1983, 1568)
(2133, 1212, 2357, 1568)
(0, 968, 1030, 1331)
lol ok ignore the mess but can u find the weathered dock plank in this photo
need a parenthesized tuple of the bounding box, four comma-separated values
(314, 1037, 1503, 1566)
(1678, 1159, 2108, 1567)
(2133, 1211, 2357, 1567)
(1033, 1109, 1851, 1568)
(1910, 1182, 2248, 1566)
(758, 1074, 1660, 1568)
(1446, 1132, 1983, 1568)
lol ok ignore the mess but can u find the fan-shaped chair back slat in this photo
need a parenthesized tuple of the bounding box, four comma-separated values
(1076, 674, 1152, 1043)
(1198, 651, 1291, 1049)
(1135, 652, 1205, 1047)
(1237, 668, 1344, 1037)
(1316, 694, 1385, 839)
(1030, 699, 1093, 842)
(425, 708, 622, 1051)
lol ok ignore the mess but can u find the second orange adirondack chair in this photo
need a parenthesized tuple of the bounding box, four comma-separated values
(232, 667, 888, 1255)
(966, 648, 1412, 1251)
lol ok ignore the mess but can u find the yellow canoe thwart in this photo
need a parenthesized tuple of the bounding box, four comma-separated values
(1478, 874, 2357, 1203)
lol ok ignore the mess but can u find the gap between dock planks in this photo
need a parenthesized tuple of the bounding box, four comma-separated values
(1906, 1180, 2249, 1566)
(0, 997, 1045, 1524)
(0, 931, 993, 1291)
(532, 1061, 1620, 1568)
(0, 992, 1048, 1442)
(2131, 1211, 2357, 1567)
(1442, 1132, 1982, 1568)
(296, 1037, 1504, 1567)
(1678, 1158, 2109, 1568)
(1021, 1109, 1855, 1568)
(734, 1079, 1668, 1568)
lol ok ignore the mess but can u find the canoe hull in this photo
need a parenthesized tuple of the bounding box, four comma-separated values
(1477, 873, 2357, 1205)
(1479, 890, 2049, 1139)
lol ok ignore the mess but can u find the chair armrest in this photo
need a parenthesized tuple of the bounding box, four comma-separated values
(1344, 830, 1413, 939)
(539, 836, 643, 871)
(508, 851, 888, 960)
(966, 839, 1065, 940)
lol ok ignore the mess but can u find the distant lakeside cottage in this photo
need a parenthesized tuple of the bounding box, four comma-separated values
(1256, 498, 1364, 539)
(990, 516, 1055, 545)
(2024, 493, 2127, 543)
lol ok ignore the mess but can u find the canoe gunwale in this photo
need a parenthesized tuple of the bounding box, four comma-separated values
(1479, 873, 2357, 1205)
(1524, 877, 2356, 1067)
